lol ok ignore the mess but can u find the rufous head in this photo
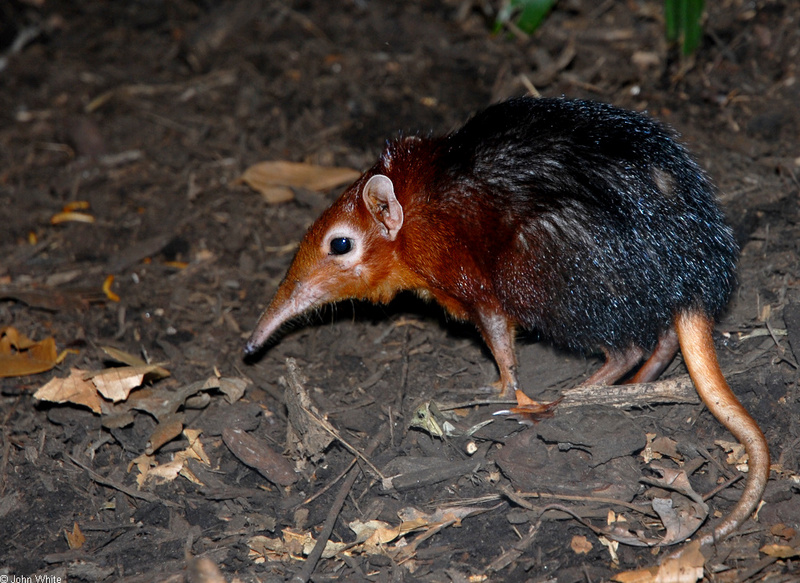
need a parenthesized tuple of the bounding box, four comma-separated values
(244, 173, 415, 356)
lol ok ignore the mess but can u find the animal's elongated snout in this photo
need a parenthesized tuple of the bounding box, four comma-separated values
(243, 280, 300, 356)
(243, 317, 275, 356)
(243, 276, 334, 357)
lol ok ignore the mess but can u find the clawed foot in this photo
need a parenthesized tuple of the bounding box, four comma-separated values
(494, 389, 563, 425)
(481, 375, 562, 424)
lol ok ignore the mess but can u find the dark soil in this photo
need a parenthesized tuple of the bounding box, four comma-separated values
(2, 1, 799, 581)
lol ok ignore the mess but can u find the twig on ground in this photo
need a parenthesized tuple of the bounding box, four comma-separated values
(289, 424, 389, 583)
(300, 405, 386, 481)
(68, 455, 180, 508)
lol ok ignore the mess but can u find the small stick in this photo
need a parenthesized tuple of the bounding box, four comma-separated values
(294, 457, 358, 509)
(68, 455, 180, 508)
(301, 406, 386, 481)
(485, 520, 544, 573)
(499, 485, 656, 517)
(0, 396, 22, 496)
(439, 376, 701, 412)
(290, 424, 388, 583)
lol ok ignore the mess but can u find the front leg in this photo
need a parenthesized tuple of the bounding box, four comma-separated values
(476, 309, 562, 424)
(475, 310, 520, 398)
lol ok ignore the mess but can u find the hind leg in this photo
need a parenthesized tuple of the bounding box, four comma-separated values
(584, 328, 680, 386)
(628, 328, 679, 383)
(583, 345, 645, 386)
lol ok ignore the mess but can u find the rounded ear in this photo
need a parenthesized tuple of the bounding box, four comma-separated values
(362, 174, 403, 241)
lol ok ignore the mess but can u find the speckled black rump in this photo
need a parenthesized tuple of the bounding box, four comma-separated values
(390, 97, 738, 354)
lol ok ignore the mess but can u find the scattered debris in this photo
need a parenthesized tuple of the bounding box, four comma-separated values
(282, 358, 334, 463)
(130, 428, 210, 487)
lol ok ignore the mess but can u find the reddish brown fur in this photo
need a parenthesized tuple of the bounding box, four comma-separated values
(675, 312, 770, 545)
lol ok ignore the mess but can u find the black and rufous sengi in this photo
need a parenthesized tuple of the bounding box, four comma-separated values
(245, 97, 769, 547)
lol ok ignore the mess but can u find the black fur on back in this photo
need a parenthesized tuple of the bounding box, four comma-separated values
(382, 97, 738, 354)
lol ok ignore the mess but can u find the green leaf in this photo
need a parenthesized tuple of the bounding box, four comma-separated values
(664, 0, 705, 55)
(516, 0, 557, 33)
(497, 0, 557, 35)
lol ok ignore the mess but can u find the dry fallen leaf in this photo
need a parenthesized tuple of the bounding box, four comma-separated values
(238, 160, 360, 204)
(181, 429, 208, 460)
(115, 375, 240, 421)
(760, 543, 800, 558)
(570, 535, 593, 555)
(247, 529, 347, 563)
(654, 540, 705, 583)
(716, 439, 750, 471)
(650, 436, 681, 461)
(301, 534, 347, 559)
(770, 523, 797, 539)
(397, 506, 480, 530)
(63, 201, 91, 212)
(598, 465, 707, 547)
(611, 566, 659, 583)
(642, 433, 658, 464)
(50, 211, 95, 224)
(247, 506, 490, 566)
(389, 505, 486, 562)
(100, 345, 148, 367)
(218, 376, 248, 403)
(130, 428, 211, 487)
(283, 529, 312, 557)
(222, 427, 298, 486)
(611, 540, 705, 583)
(248, 532, 302, 563)
(51, 201, 94, 225)
(146, 458, 185, 482)
(0, 326, 58, 377)
(130, 453, 156, 488)
(653, 496, 706, 546)
(349, 519, 398, 546)
(34, 368, 103, 414)
(102, 274, 120, 302)
(599, 536, 619, 563)
(187, 558, 228, 583)
(253, 185, 294, 204)
(88, 364, 170, 402)
(248, 535, 291, 563)
(145, 413, 185, 454)
(611, 567, 658, 583)
(65, 522, 86, 549)
(0, 287, 95, 311)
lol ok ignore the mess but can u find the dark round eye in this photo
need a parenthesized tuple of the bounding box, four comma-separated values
(329, 237, 353, 255)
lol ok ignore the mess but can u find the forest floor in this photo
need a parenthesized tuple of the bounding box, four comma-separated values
(1, 1, 799, 581)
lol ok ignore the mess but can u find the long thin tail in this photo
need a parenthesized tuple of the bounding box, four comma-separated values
(675, 311, 770, 544)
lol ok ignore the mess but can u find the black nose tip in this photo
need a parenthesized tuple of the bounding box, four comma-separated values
(243, 338, 261, 358)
